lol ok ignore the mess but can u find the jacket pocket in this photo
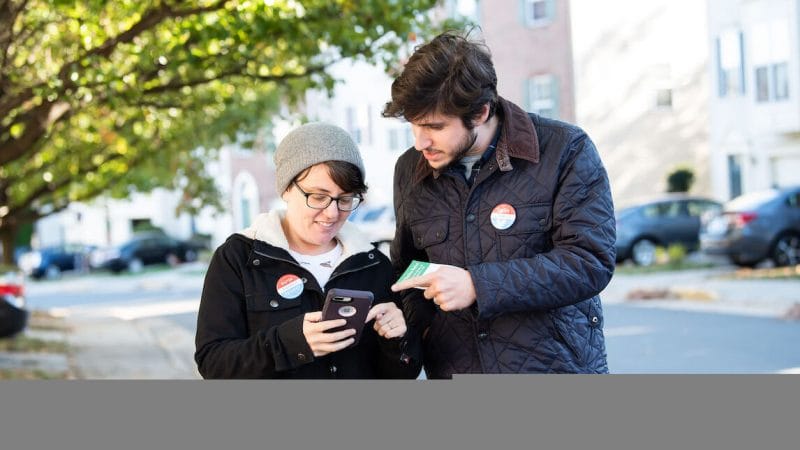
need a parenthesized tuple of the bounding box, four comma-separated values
(548, 303, 599, 367)
(410, 215, 449, 250)
(496, 203, 552, 259)
(244, 287, 304, 332)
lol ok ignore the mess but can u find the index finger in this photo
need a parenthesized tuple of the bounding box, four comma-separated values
(391, 273, 434, 292)
(366, 303, 388, 322)
(366, 302, 399, 322)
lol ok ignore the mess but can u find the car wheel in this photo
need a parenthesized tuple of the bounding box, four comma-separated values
(128, 258, 144, 273)
(631, 238, 658, 266)
(771, 232, 800, 267)
(45, 264, 61, 280)
(183, 249, 198, 263)
(165, 253, 180, 267)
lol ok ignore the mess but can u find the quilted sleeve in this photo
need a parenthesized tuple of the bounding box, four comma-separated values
(471, 133, 616, 320)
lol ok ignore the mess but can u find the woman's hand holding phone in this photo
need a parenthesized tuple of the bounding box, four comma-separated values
(366, 302, 407, 339)
(302, 311, 356, 357)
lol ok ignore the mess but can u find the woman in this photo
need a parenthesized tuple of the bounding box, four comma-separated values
(195, 122, 420, 379)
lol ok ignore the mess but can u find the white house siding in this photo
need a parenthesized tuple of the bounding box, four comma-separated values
(571, 0, 713, 205)
(708, 0, 800, 199)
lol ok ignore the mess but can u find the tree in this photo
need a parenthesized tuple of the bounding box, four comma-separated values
(666, 166, 695, 193)
(0, 0, 446, 264)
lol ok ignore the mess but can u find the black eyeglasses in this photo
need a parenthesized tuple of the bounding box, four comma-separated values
(292, 181, 363, 212)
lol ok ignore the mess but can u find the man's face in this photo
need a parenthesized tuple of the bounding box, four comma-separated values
(410, 113, 477, 170)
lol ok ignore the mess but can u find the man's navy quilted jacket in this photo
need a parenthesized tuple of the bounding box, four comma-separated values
(391, 97, 616, 377)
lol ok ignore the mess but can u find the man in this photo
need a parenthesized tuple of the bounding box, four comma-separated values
(384, 31, 615, 377)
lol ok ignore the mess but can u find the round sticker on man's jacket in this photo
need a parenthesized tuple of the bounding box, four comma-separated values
(276, 274, 304, 299)
(490, 203, 517, 230)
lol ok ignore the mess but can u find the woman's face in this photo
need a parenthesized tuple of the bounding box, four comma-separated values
(281, 163, 354, 255)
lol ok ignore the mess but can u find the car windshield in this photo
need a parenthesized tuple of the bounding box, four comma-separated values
(726, 190, 779, 211)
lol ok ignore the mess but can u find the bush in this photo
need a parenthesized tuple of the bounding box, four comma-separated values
(666, 166, 695, 193)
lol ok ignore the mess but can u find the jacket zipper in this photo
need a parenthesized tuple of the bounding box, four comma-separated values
(252, 249, 380, 286)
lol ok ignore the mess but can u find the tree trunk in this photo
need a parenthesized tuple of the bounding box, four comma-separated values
(0, 223, 18, 266)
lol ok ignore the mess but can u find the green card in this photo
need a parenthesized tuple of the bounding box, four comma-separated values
(396, 260, 442, 289)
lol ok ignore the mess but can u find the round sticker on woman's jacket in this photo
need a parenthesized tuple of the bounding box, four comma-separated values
(276, 274, 304, 299)
(490, 203, 517, 230)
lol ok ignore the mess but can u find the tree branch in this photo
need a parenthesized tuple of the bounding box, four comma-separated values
(77, 0, 229, 61)
(0, 85, 34, 120)
(141, 63, 330, 95)
(0, 100, 72, 166)
(10, 151, 126, 213)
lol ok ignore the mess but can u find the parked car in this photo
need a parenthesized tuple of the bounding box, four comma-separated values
(615, 195, 722, 266)
(700, 186, 800, 267)
(17, 244, 95, 280)
(91, 233, 204, 274)
(0, 271, 27, 338)
(348, 204, 395, 255)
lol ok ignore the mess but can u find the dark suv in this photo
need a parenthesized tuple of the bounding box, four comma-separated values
(92, 233, 203, 274)
(616, 195, 722, 266)
(700, 186, 800, 267)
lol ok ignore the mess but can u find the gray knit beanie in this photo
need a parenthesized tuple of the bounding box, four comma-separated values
(273, 122, 366, 194)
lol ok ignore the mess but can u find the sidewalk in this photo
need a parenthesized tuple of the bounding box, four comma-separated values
(601, 266, 800, 318)
(65, 314, 200, 379)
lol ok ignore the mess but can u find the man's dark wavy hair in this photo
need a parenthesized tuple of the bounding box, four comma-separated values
(382, 30, 498, 129)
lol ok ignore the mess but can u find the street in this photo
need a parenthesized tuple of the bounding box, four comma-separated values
(22, 264, 800, 374)
(605, 304, 800, 373)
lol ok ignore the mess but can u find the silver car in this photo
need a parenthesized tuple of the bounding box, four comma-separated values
(700, 186, 800, 267)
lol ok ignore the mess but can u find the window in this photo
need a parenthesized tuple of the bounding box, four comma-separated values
(752, 20, 790, 103)
(642, 201, 681, 219)
(345, 107, 361, 144)
(656, 89, 673, 108)
(687, 201, 720, 218)
(650, 64, 673, 109)
(716, 30, 745, 97)
(388, 129, 399, 151)
(387, 124, 414, 151)
(755, 63, 789, 102)
(522, 0, 555, 27)
(786, 191, 799, 208)
(240, 197, 252, 229)
(727, 155, 743, 200)
(233, 172, 259, 230)
(773, 63, 789, 100)
(527, 75, 559, 119)
(755, 66, 770, 102)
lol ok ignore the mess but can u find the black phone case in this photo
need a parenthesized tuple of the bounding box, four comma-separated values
(321, 288, 374, 347)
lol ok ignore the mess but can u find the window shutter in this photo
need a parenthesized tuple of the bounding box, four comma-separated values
(547, 0, 556, 21)
(738, 31, 746, 95)
(715, 37, 726, 97)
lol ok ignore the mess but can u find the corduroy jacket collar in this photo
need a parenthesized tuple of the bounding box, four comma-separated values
(414, 96, 540, 182)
